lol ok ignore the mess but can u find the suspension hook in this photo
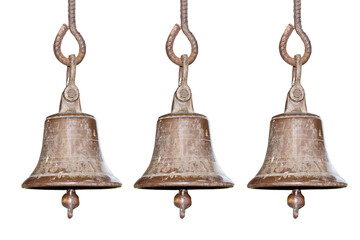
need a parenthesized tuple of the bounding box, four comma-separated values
(54, 0, 86, 66)
(166, 0, 198, 66)
(279, 0, 311, 66)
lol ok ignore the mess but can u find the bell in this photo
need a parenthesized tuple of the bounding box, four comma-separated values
(22, 113, 121, 190)
(134, 113, 233, 190)
(248, 112, 347, 190)
(135, 55, 234, 218)
(23, 55, 121, 218)
(248, 55, 347, 218)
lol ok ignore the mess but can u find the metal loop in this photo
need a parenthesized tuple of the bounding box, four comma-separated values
(54, 0, 86, 66)
(279, 0, 311, 66)
(166, 0, 198, 66)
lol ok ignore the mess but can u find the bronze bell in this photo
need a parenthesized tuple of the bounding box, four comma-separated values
(22, 55, 121, 218)
(135, 55, 234, 218)
(248, 55, 347, 218)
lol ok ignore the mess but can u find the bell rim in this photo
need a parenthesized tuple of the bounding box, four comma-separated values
(134, 182, 234, 190)
(134, 176, 234, 190)
(22, 174, 122, 189)
(247, 177, 347, 190)
(247, 185, 347, 190)
(22, 179, 122, 190)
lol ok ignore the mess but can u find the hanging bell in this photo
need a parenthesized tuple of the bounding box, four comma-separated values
(22, 55, 121, 218)
(135, 55, 234, 218)
(248, 55, 347, 218)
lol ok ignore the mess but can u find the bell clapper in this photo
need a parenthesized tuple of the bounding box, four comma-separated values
(287, 189, 305, 219)
(62, 189, 80, 219)
(174, 189, 192, 219)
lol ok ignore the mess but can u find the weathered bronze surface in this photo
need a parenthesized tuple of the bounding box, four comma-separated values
(248, 112, 347, 189)
(134, 113, 233, 190)
(22, 113, 121, 190)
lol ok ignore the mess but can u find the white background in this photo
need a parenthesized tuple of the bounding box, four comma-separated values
(0, 0, 357, 239)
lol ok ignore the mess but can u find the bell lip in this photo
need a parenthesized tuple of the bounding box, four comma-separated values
(272, 112, 320, 119)
(159, 112, 207, 120)
(22, 174, 122, 190)
(134, 177, 234, 190)
(134, 182, 234, 190)
(247, 178, 347, 190)
(22, 179, 122, 190)
(47, 112, 95, 119)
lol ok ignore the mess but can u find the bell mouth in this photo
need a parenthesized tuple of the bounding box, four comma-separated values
(22, 176, 122, 190)
(134, 185, 234, 190)
(247, 176, 347, 190)
(22, 186, 121, 190)
(134, 176, 234, 190)
(247, 186, 347, 190)
(135, 187, 232, 190)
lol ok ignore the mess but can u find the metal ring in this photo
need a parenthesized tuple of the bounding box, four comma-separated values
(166, 24, 198, 66)
(166, 0, 198, 66)
(54, 24, 86, 66)
(279, 24, 311, 66)
(279, 0, 312, 66)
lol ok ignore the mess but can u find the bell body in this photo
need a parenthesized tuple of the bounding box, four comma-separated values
(248, 113, 347, 189)
(134, 113, 233, 189)
(22, 113, 121, 189)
